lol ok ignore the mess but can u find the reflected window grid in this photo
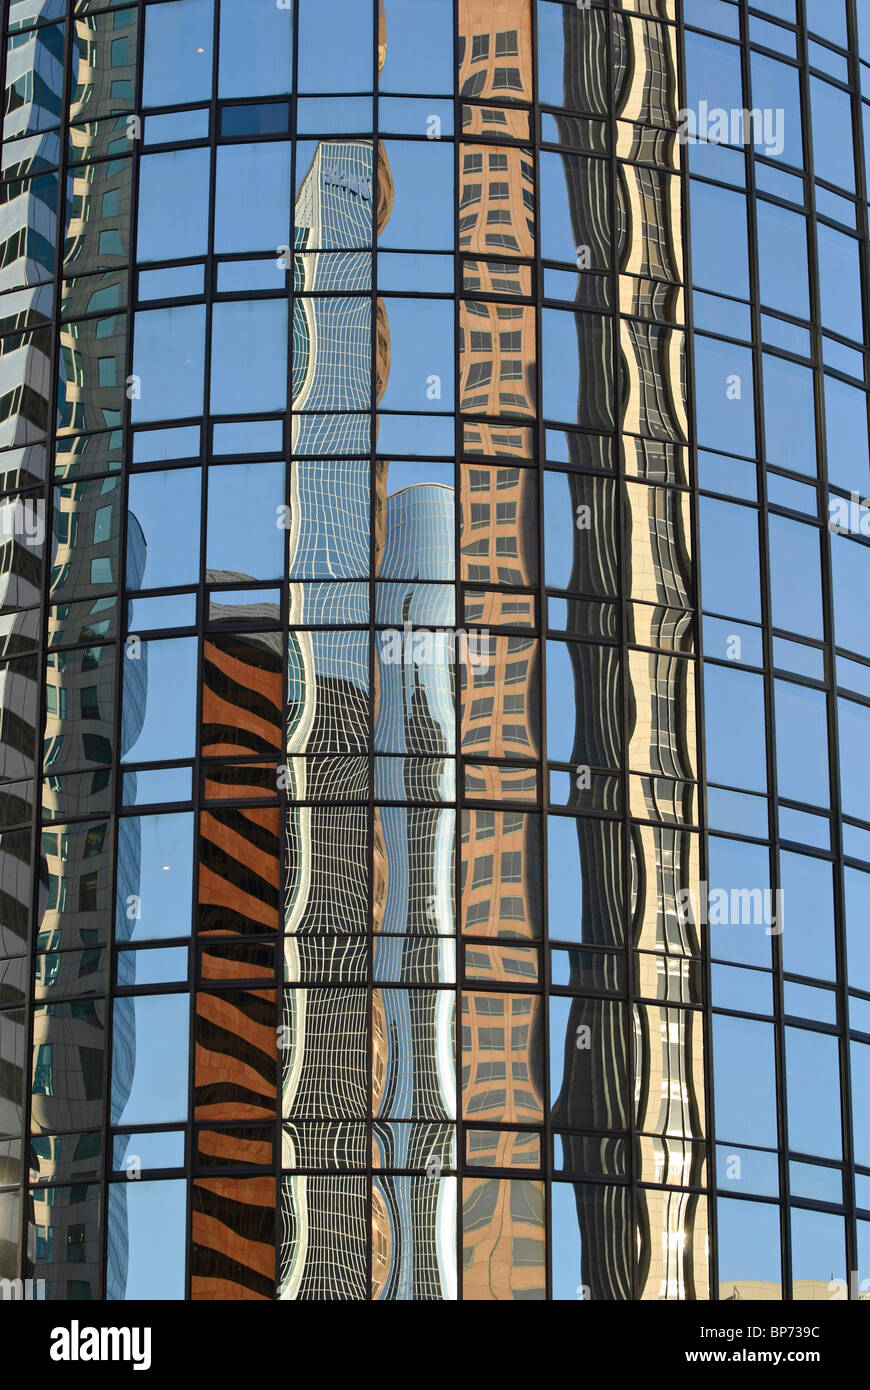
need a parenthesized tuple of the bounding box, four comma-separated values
(1, 0, 868, 1305)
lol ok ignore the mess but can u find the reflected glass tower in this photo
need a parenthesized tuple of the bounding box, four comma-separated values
(0, 0, 869, 1305)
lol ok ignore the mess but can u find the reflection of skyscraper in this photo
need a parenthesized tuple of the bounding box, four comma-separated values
(10, 5, 141, 1300)
(278, 104, 467, 1291)
(543, 1, 705, 1304)
(458, 1, 532, 107)
(29, 491, 144, 1302)
(281, 468, 459, 1299)
(0, 13, 63, 1285)
(190, 598, 283, 1299)
(3, 0, 866, 1311)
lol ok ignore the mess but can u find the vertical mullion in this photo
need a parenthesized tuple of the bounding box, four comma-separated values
(529, 0, 550, 1306)
(368, 0, 378, 1305)
(276, 0, 301, 1306)
(842, 0, 870, 1293)
(676, 0, 718, 1304)
(738, 0, 792, 1297)
(797, 0, 858, 1296)
(452, 0, 463, 1308)
(182, 0, 221, 1303)
(103, 0, 148, 1304)
(606, 0, 638, 1302)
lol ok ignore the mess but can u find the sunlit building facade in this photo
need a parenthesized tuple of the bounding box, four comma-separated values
(0, 0, 869, 1304)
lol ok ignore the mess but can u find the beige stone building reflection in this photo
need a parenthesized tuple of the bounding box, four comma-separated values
(543, 0, 707, 1301)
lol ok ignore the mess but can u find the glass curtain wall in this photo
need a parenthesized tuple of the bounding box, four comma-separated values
(0, 0, 866, 1303)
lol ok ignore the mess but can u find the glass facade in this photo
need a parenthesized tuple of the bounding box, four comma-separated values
(0, 0, 868, 1303)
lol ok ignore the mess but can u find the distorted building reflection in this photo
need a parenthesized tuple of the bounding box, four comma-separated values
(2, 0, 864, 1307)
(543, 0, 705, 1302)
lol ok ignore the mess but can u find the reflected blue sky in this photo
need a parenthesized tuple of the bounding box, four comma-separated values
(694, 336, 755, 458)
(112, 994, 190, 1126)
(807, 0, 847, 45)
(551, 1180, 582, 1300)
(138, 148, 210, 262)
(750, 52, 804, 168)
(786, 1026, 842, 1161)
(297, 97, 373, 136)
(838, 697, 870, 823)
(832, 535, 870, 661)
(691, 181, 749, 299)
(207, 461, 285, 579)
(718, 1143, 779, 1197)
(123, 638, 198, 764)
(218, 0, 292, 99)
(127, 468, 201, 591)
(540, 151, 586, 267)
(211, 301, 288, 413)
(824, 376, 870, 493)
(379, 0, 453, 94)
(542, 308, 589, 428)
(818, 223, 863, 342)
(545, 641, 577, 764)
(769, 517, 823, 640)
(297, 0, 372, 93)
(714, 1014, 778, 1148)
(780, 851, 836, 981)
(763, 354, 816, 475)
(132, 306, 206, 424)
(851, 1042, 870, 1167)
(775, 680, 829, 808)
(791, 1208, 846, 1288)
(16, 0, 870, 1307)
(717, 1197, 781, 1290)
(546, 816, 585, 946)
(543, 472, 578, 591)
(700, 496, 760, 621)
(216, 143, 291, 254)
(379, 142, 453, 250)
(379, 298, 454, 412)
(116, 812, 194, 942)
(143, 0, 213, 108)
(108, 1179, 187, 1300)
(704, 664, 767, 794)
(757, 202, 809, 319)
(685, 30, 742, 121)
(810, 77, 855, 194)
(846, 866, 870, 992)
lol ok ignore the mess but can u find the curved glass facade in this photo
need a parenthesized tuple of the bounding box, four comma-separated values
(0, 0, 868, 1304)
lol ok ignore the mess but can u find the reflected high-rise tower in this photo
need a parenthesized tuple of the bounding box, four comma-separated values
(1, 0, 868, 1308)
(280, 129, 461, 1296)
(0, 8, 141, 1300)
(541, 0, 706, 1302)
